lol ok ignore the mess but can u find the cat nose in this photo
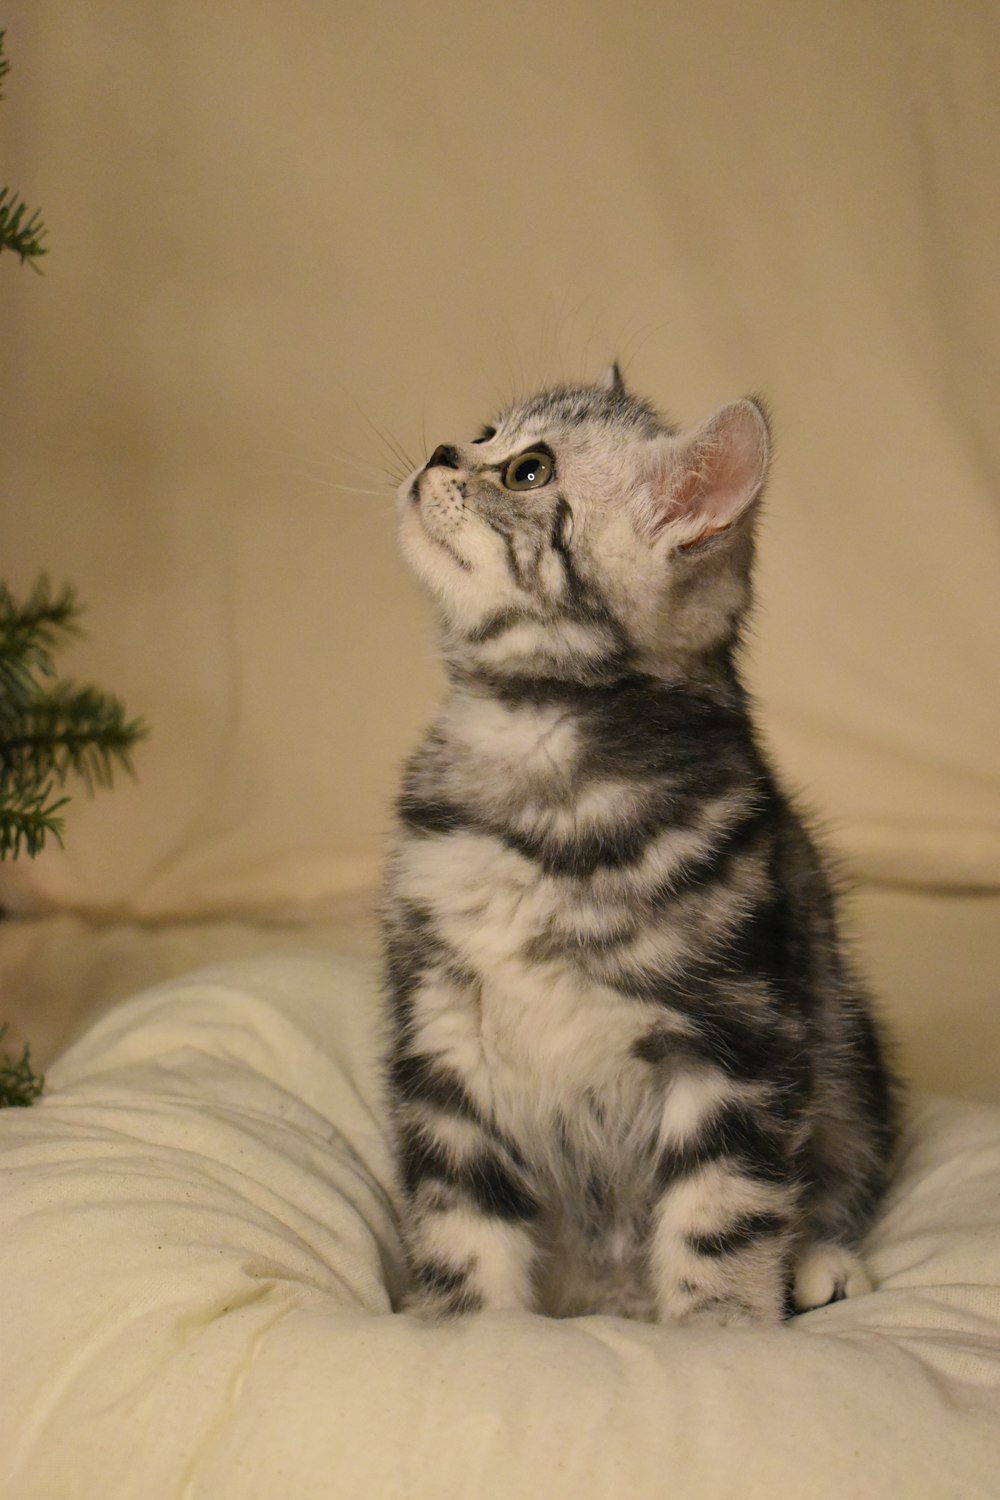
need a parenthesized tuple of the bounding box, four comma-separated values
(426, 444, 461, 470)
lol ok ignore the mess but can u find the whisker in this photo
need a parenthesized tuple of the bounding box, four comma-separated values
(356, 405, 417, 478)
(306, 450, 401, 484)
(310, 378, 420, 482)
(288, 473, 392, 499)
(262, 445, 402, 487)
(325, 480, 392, 497)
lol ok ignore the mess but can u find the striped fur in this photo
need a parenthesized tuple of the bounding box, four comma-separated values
(382, 374, 898, 1324)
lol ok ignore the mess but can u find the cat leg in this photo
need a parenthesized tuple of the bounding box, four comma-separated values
(789, 1000, 896, 1315)
(648, 1159, 796, 1326)
(396, 1101, 541, 1318)
(790, 1109, 887, 1311)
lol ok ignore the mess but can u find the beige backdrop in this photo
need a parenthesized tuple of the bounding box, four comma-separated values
(1, 0, 998, 921)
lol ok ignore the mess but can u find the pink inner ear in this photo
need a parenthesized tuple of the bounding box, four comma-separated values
(651, 401, 768, 542)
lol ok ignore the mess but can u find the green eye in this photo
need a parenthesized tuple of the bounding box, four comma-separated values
(502, 450, 553, 490)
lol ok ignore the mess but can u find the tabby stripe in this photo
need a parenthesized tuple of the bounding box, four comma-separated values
(646, 803, 773, 901)
(397, 790, 660, 877)
(481, 514, 526, 587)
(517, 798, 770, 885)
(724, 893, 802, 998)
(501, 819, 654, 877)
(411, 1259, 470, 1297)
(681, 1009, 797, 1084)
(411, 1266, 483, 1317)
(390, 1052, 479, 1119)
(465, 1153, 540, 1223)
(399, 1121, 538, 1223)
(687, 1211, 786, 1258)
(399, 1125, 453, 1196)
(397, 794, 468, 836)
(397, 787, 767, 889)
(622, 969, 808, 1090)
(383, 901, 473, 1034)
(450, 664, 633, 705)
(656, 1100, 789, 1188)
(550, 499, 572, 559)
(468, 607, 534, 644)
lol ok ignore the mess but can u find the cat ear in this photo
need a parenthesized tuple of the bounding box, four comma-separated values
(637, 399, 770, 547)
(596, 361, 626, 396)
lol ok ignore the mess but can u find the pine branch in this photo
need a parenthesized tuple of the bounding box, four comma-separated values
(0, 578, 148, 860)
(0, 1024, 45, 1108)
(0, 577, 80, 698)
(0, 31, 49, 271)
(1, 681, 145, 793)
(0, 185, 48, 268)
(0, 793, 68, 860)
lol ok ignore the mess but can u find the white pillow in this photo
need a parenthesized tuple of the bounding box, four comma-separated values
(2, 953, 999, 1499)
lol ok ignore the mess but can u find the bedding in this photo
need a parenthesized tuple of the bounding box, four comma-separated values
(2, 951, 999, 1499)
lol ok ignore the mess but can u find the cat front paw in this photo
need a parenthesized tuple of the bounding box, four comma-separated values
(792, 1243, 872, 1312)
(400, 1285, 482, 1320)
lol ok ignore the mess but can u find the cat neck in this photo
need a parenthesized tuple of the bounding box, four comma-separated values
(430, 656, 754, 812)
(442, 643, 748, 717)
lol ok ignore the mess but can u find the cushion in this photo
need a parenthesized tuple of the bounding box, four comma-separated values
(2, 952, 999, 1498)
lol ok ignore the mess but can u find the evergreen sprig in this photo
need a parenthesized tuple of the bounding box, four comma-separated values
(0, 577, 79, 694)
(0, 185, 48, 267)
(0, 1024, 45, 1108)
(0, 31, 48, 270)
(0, 578, 147, 860)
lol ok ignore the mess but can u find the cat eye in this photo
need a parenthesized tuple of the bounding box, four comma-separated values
(502, 450, 554, 490)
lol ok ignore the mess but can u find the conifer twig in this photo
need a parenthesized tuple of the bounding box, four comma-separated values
(0, 31, 48, 270)
(0, 577, 79, 694)
(0, 186, 48, 267)
(0, 1025, 45, 1108)
(0, 578, 148, 860)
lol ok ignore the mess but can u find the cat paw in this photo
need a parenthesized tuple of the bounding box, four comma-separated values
(400, 1287, 476, 1320)
(792, 1243, 872, 1312)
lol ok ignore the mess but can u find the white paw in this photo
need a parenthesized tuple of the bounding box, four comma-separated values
(400, 1286, 475, 1320)
(793, 1243, 872, 1312)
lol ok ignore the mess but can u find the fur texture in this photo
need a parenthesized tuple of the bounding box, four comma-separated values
(381, 372, 898, 1324)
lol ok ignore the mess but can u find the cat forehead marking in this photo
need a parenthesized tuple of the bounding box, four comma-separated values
(492, 384, 667, 446)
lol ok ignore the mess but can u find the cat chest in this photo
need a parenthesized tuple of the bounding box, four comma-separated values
(394, 826, 758, 1193)
(395, 827, 672, 1110)
(410, 955, 665, 1187)
(396, 822, 661, 972)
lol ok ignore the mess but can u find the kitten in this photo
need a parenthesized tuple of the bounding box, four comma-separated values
(381, 365, 898, 1325)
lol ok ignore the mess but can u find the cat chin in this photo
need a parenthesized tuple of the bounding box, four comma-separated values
(398, 526, 496, 636)
(399, 504, 463, 579)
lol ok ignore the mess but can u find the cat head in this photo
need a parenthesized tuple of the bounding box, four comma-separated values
(397, 366, 770, 689)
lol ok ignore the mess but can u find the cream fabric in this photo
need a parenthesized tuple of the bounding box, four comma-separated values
(1, 951, 999, 1499)
(1, 1, 998, 922)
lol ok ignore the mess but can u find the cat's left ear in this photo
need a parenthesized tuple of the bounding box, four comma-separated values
(637, 399, 770, 547)
(596, 361, 626, 397)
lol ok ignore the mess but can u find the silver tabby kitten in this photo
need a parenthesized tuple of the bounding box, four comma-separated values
(381, 366, 897, 1324)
